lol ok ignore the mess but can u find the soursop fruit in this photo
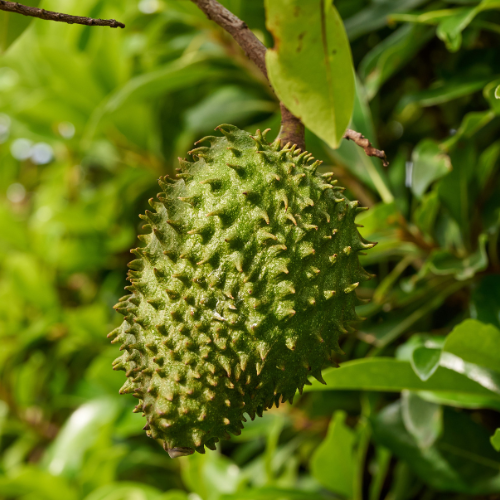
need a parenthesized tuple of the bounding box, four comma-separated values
(109, 125, 374, 458)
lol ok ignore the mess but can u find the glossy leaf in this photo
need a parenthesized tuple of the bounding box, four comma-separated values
(304, 358, 499, 400)
(311, 411, 355, 497)
(401, 391, 443, 449)
(443, 319, 500, 374)
(265, 0, 355, 148)
(411, 347, 442, 382)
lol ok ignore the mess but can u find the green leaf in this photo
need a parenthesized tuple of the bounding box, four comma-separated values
(484, 79, 500, 114)
(84, 60, 224, 143)
(401, 391, 443, 448)
(83, 483, 175, 500)
(265, 0, 355, 148)
(492, 429, 500, 452)
(440, 352, 500, 396)
(425, 233, 489, 280)
(397, 74, 492, 111)
(372, 402, 500, 493)
(42, 398, 121, 478)
(414, 190, 440, 236)
(471, 276, 500, 329)
(344, 0, 429, 41)
(304, 358, 500, 401)
(310, 411, 355, 497)
(437, 142, 477, 240)
(391, 1, 500, 52)
(442, 110, 496, 151)
(0, 0, 40, 54)
(443, 319, 500, 374)
(359, 24, 434, 100)
(0, 467, 78, 500)
(411, 347, 442, 382)
(477, 140, 500, 189)
(410, 139, 452, 198)
(219, 488, 327, 500)
(496, 84, 500, 98)
(437, 7, 479, 51)
(436, 0, 500, 51)
(181, 452, 242, 500)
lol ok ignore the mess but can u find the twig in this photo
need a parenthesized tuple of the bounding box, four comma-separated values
(190, 0, 303, 147)
(279, 103, 305, 151)
(190, 0, 387, 165)
(190, 0, 267, 78)
(343, 129, 388, 167)
(0, 1, 125, 28)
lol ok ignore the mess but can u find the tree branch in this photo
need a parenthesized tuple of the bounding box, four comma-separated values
(0, 1, 125, 28)
(343, 129, 388, 167)
(193, 0, 387, 165)
(190, 0, 303, 147)
(190, 0, 267, 78)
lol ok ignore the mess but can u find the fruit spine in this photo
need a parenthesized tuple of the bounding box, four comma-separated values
(108, 125, 374, 458)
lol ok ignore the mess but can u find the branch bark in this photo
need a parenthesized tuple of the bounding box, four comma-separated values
(0, 1, 125, 28)
(190, 0, 387, 165)
(343, 129, 388, 167)
(190, 0, 303, 147)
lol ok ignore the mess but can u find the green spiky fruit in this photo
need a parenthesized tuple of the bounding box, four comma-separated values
(109, 125, 374, 458)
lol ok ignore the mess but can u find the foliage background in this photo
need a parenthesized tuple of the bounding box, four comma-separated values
(1, 0, 500, 499)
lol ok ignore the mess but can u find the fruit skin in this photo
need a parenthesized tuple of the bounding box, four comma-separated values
(109, 125, 374, 458)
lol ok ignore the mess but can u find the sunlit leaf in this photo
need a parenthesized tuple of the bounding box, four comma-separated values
(304, 358, 500, 401)
(265, 0, 355, 148)
(42, 398, 121, 478)
(0, 0, 40, 54)
(443, 319, 500, 374)
(0, 467, 78, 500)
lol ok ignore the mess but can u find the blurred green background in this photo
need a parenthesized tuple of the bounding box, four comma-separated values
(1, 0, 500, 499)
